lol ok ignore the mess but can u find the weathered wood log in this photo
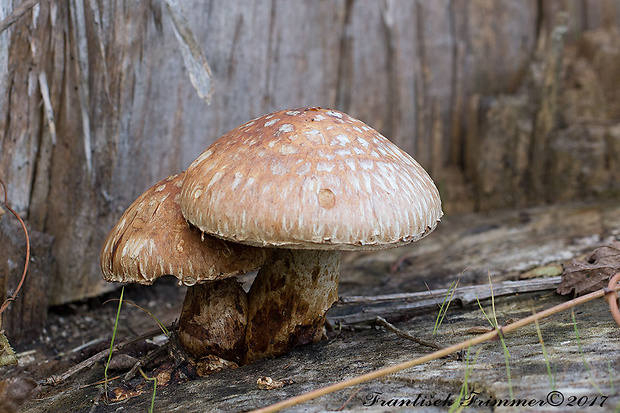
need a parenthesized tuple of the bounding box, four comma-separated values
(1, 0, 620, 312)
(0, 217, 53, 345)
(330, 277, 562, 325)
(18, 201, 620, 412)
(467, 15, 620, 212)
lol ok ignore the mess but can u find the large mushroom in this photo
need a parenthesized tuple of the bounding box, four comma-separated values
(100, 172, 269, 364)
(179, 107, 443, 363)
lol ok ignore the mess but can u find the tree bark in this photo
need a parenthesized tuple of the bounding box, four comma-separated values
(0, 0, 619, 322)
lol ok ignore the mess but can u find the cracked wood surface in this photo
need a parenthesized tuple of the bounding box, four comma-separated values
(20, 201, 620, 412)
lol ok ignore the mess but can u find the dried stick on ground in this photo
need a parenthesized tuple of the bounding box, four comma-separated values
(374, 316, 443, 352)
(339, 276, 561, 305)
(41, 326, 172, 386)
(331, 276, 561, 325)
(123, 341, 171, 382)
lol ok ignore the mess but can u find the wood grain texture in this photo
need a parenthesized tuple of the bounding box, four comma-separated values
(0, 0, 619, 312)
(0, 218, 53, 344)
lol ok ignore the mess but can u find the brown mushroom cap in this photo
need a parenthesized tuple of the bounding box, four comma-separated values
(100, 172, 268, 286)
(180, 107, 442, 250)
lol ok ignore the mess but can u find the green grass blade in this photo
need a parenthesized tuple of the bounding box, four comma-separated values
(450, 345, 482, 413)
(571, 309, 603, 395)
(534, 316, 555, 391)
(496, 329, 513, 399)
(476, 274, 513, 399)
(139, 368, 157, 413)
(434, 279, 458, 335)
(104, 286, 124, 395)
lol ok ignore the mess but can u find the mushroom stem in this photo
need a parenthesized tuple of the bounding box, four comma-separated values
(178, 278, 248, 364)
(245, 249, 340, 363)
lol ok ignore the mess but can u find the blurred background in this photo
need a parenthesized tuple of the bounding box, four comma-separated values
(2, 0, 620, 344)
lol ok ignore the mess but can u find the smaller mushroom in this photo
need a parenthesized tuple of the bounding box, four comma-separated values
(100, 172, 269, 365)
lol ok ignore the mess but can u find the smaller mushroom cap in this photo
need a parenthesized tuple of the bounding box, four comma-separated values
(180, 107, 443, 250)
(100, 173, 268, 286)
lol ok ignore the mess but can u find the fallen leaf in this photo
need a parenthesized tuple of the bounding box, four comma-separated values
(149, 359, 197, 386)
(107, 384, 143, 403)
(107, 359, 199, 402)
(557, 241, 620, 296)
(107, 353, 139, 371)
(0, 331, 17, 367)
(257, 376, 293, 390)
(520, 264, 563, 279)
(196, 354, 238, 377)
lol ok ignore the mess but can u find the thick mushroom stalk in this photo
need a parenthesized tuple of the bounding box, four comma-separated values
(178, 278, 248, 364)
(245, 249, 339, 363)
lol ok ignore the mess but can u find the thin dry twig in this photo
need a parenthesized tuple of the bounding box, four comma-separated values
(336, 388, 361, 411)
(0, 177, 30, 316)
(123, 341, 170, 382)
(0, 0, 42, 34)
(423, 281, 439, 305)
(79, 374, 123, 390)
(87, 388, 105, 413)
(41, 326, 172, 386)
(250, 278, 620, 413)
(374, 316, 443, 352)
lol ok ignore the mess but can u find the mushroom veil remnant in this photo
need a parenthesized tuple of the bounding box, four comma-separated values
(100, 172, 269, 365)
(180, 107, 443, 363)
